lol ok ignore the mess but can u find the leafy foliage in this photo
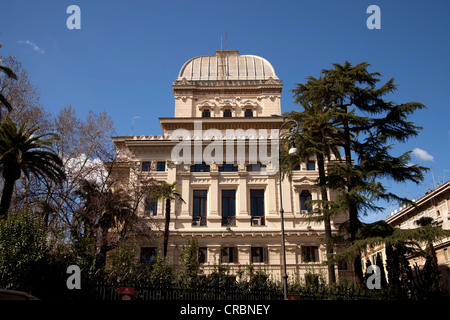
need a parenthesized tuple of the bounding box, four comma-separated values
(0, 117, 65, 217)
(0, 211, 69, 298)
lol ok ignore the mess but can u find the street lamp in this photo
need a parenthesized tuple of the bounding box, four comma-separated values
(278, 119, 299, 300)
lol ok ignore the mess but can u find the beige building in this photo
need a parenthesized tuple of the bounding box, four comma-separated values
(111, 49, 351, 283)
(385, 180, 450, 287)
(361, 180, 450, 288)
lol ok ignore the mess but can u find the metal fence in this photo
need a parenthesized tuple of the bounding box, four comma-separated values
(87, 284, 284, 301)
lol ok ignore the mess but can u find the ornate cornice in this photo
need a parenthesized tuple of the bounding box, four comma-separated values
(173, 78, 282, 88)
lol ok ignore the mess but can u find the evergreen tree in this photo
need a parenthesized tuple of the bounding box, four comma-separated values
(288, 61, 428, 284)
(284, 99, 341, 284)
(179, 237, 201, 282)
(385, 243, 413, 297)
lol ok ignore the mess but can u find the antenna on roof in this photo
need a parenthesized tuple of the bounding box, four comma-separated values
(131, 116, 140, 136)
(226, 30, 228, 49)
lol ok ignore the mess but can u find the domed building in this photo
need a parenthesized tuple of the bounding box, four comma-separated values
(111, 49, 351, 284)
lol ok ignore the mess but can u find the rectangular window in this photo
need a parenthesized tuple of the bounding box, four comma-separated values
(144, 197, 157, 216)
(190, 162, 210, 172)
(251, 247, 268, 263)
(222, 190, 236, 226)
(444, 248, 449, 262)
(306, 161, 316, 170)
(244, 109, 253, 117)
(247, 163, 266, 172)
(219, 164, 238, 172)
(193, 190, 207, 226)
(221, 247, 238, 263)
(199, 247, 207, 264)
(300, 190, 312, 213)
(142, 162, 151, 172)
(250, 189, 265, 226)
(302, 246, 319, 263)
(156, 161, 166, 171)
(140, 247, 157, 264)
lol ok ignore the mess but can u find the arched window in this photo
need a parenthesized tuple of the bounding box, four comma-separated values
(223, 109, 232, 117)
(244, 109, 253, 117)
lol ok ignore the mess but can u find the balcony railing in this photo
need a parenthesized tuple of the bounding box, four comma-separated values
(221, 216, 236, 226)
(192, 216, 207, 226)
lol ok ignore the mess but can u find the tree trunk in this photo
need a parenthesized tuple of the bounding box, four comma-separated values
(341, 107, 364, 285)
(317, 153, 336, 285)
(0, 177, 18, 218)
(163, 198, 171, 258)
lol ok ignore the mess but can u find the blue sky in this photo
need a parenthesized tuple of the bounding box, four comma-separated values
(1, 0, 449, 223)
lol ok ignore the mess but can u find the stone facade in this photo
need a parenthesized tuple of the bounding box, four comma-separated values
(111, 50, 351, 283)
(385, 180, 450, 287)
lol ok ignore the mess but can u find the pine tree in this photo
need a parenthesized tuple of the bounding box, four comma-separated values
(284, 94, 341, 284)
(288, 61, 428, 284)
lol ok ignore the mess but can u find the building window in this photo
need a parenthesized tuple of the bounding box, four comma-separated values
(202, 109, 211, 118)
(251, 247, 268, 263)
(244, 109, 253, 117)
(144, 197, 157, 216)
(223, 109, 232, 117)
(300, 190, 312, 213)
(156, 161, 166, 171)
(306, 161, 316, 170)
(142, 162, 151, 172)
(250, 189, 265, 226)
(247, 162, 266, 172)
(140, 247, 157, 264)
(218, 164, 238, 172)
(193, 190, 207, 226)
(222, 190, 236, 226)
(190, 162, 210, 172)
(444, 248, 450, 262)
(199, 247, 207, 264)
(302, 246, 319, 263)
(221, 247, 238, 263)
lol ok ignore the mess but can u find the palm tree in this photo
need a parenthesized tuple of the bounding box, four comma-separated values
(0, 117, 65, 218)
(151, 181, 185, 257)
(73, 179, 134, 266)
